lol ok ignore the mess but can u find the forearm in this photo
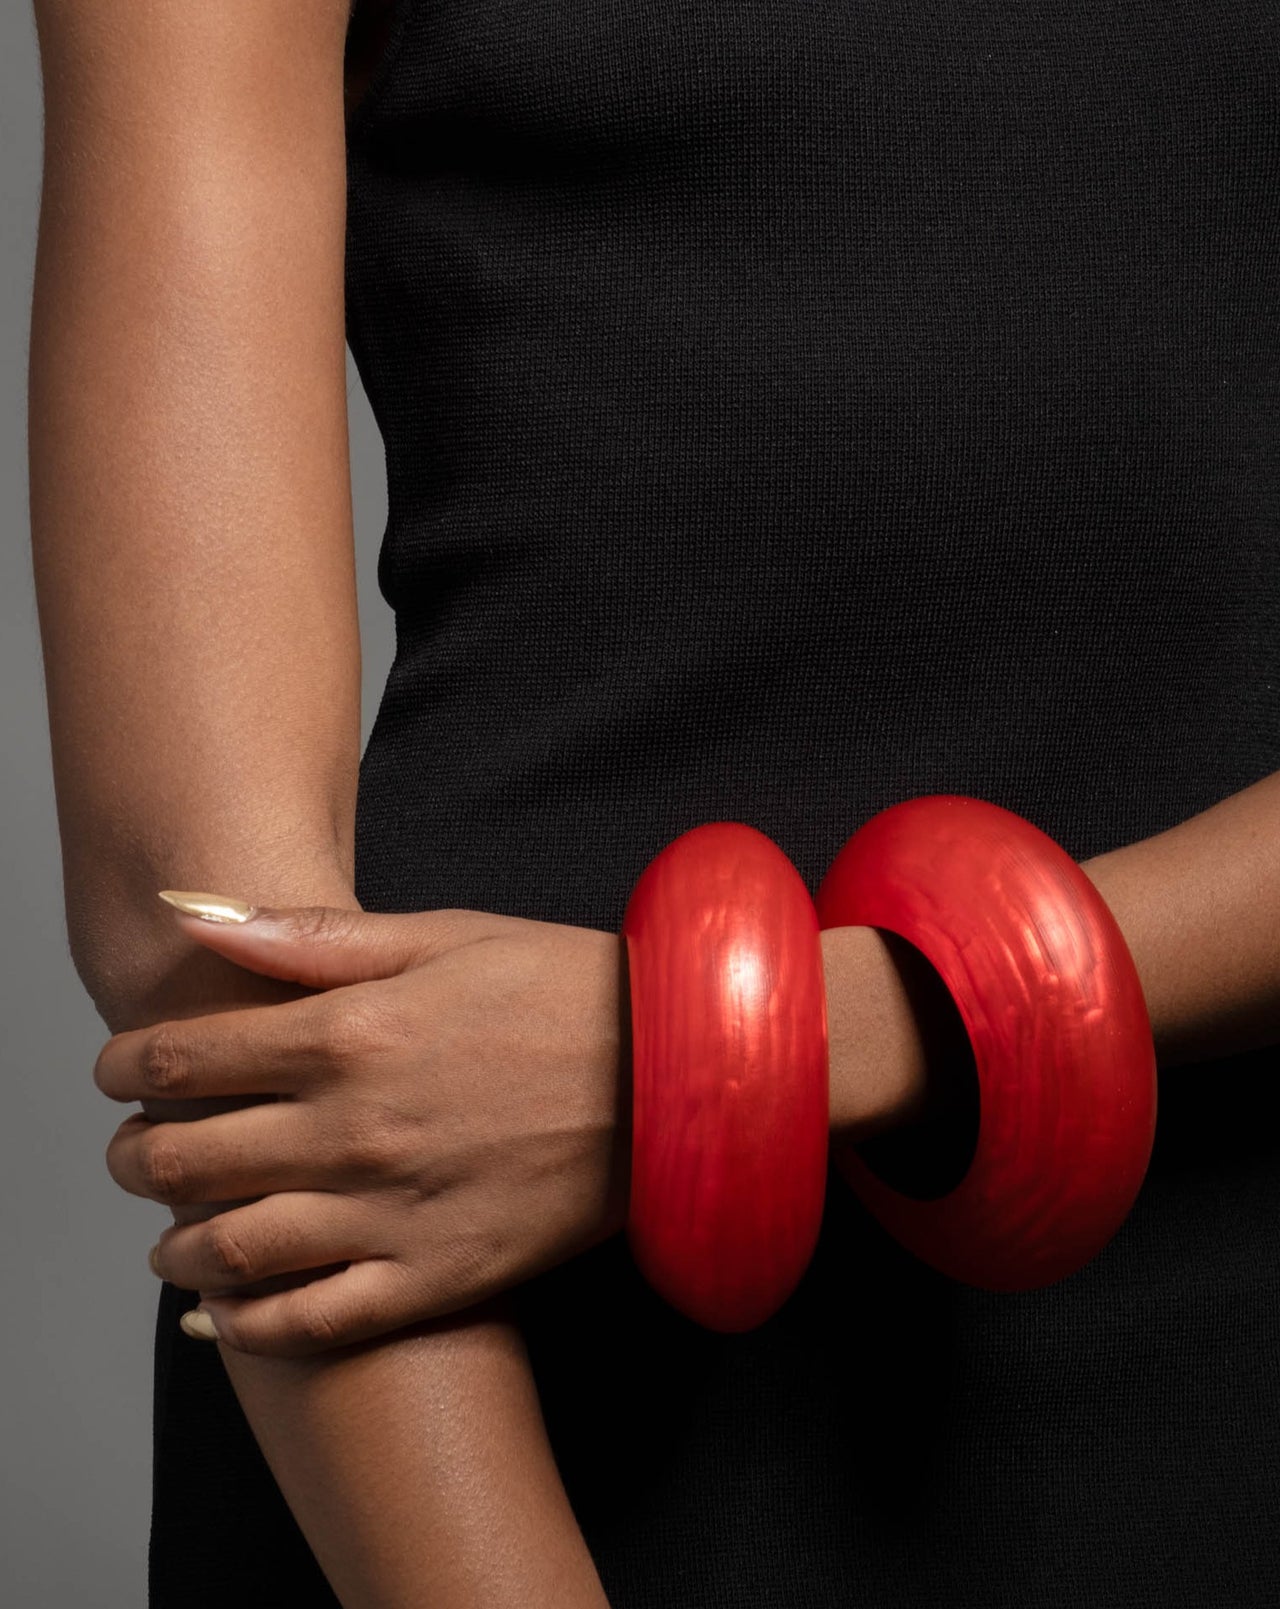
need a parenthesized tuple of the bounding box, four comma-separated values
(32, 442, 606, 1605)
(824, 771, 1280, 1138)
(221, 1294, 607, 1609)
(1076, 771, 1280, 1066)
(90, 880, 608, 1609)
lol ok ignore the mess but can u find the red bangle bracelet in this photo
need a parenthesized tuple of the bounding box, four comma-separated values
(622, 822, 830, 1331)
(814, 795, 1157, 1292)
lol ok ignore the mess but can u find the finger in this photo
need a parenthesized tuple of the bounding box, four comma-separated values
(93, 992, 347, 1104)
(153, 1191, 375, 1296)
(184, 1257, 417, 1359)
(105, 1100, 324, 1207)
(156, 894, 458, 990)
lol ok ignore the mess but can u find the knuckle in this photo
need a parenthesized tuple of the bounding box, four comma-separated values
(139, 1133, 187, 1202)
(290, 905, 357, 949)
(342, 1114, 395, 1176)
(317, 994, 375, 1062)
(140, 1025, 188, 1097)
(320, 990, 405, 1066)
(454, 1228, 508, 1295)
(206, 1219, 255, 1282)
(297, 1291, 343, 1348)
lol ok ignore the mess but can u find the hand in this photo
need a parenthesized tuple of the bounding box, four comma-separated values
(95, 897, 631, 1357)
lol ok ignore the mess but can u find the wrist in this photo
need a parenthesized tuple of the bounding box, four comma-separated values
(821, 922, 974, 1142)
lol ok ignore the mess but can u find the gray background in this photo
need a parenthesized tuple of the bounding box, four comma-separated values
(2, 11, 397, 1601)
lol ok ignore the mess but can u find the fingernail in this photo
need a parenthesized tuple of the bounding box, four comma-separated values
(158, 890, 257, 924)
(179, 1308, 220, 1342)
(148, 1242, 163, 1278)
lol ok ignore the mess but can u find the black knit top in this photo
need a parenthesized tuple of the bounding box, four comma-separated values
(151, 3, 1280, 1603)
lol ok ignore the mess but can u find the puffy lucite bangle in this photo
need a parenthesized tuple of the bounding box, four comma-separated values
(622, 822, 830, 1331)
(815, 795, 1157, 1292)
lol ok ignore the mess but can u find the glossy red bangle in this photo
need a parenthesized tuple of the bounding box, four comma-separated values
(814, 795, 1157, 1292)
(622, 822, 830, 1331)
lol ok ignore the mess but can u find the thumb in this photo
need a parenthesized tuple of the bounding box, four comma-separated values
(155, 890, 437, 989)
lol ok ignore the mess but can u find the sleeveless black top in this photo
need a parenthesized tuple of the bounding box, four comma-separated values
(151, 3, 1280, 1603)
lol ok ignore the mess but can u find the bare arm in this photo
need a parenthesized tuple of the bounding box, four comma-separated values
(822, 769, 1280, 1140)
(28, 2, 606, 1603)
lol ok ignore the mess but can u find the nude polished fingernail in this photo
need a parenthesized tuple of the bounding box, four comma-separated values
(179, 1308, 220, 1342)
(158, 890, 258, 924)
(148, 1242, 163, 1278)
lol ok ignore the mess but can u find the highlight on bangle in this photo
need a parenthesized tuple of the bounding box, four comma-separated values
(620, 795, 1158, 1333)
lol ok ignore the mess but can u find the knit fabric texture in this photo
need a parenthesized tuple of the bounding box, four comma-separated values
(150, 2, 1280, 1603)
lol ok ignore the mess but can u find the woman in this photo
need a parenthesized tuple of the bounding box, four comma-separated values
(28, 0, 1280, 1604)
